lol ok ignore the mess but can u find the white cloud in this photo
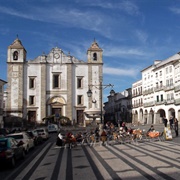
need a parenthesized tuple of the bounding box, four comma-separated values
(75, 0, 140, 16)
(104, 46, 147, 57)
(169, 7, 180, 14)
(135, 30, 148, 43)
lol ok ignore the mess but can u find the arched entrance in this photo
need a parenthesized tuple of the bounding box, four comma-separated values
(149, 108, 154, 124)
(144, 110, 148, 124)
(49, 96, 66, 122)
(133, 110, 138, 124)
(139, 108, 143, 124)
(168, 108, 175, 119)
(156, 109, 165, 124)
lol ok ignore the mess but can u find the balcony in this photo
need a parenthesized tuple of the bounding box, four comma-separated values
(143, 88, 154, 95)
(164, 85, 174, 91)
(133, 103, 143, 108)
(143, 101, 155, 107)
(154, 86, 164, 92)
(132, 92, 142, 97)
(175, 98, 180, 105)
(155, 100, 166, 105)
(165, 99, 175, 105)
(174, 85, 180, 92)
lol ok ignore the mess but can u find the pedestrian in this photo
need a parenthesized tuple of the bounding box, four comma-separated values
(163, 116, 168, 127)
(169, 116, 174, 129)
(174, 118, 179, 137)
(56, 132, 64, 146)
(147, 125, 155, 133)
(122, 122, 128, 132)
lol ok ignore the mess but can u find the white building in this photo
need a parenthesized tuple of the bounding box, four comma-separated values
(5, 37, 103, 126)
(0, 79, 7, 128)
(132, 80, 143, 124)
(132, 52, 180, 124)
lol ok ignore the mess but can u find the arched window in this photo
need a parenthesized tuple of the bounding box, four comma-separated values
(13, 51, 18, 60)
(93, 53, 97, 61)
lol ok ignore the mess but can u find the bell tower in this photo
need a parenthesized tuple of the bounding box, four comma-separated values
(87, 40, 103, 114)
(87, 39, 103, 64)
(6, 36, 27, 118)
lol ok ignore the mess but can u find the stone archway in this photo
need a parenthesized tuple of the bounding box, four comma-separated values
(47, 96, 67, 118)
(149, 108, 154, 124)
(168, 108, 175, 119)
(139, 108, 143, 124)
(156, 109, 165, 124)
(144, 110, 148, 124)
(133, 110, 138, 124)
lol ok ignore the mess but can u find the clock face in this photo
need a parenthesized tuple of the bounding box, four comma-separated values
(54, 53, 60, 59)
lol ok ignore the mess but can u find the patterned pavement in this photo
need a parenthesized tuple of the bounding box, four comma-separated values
(4, 131, 180, 180)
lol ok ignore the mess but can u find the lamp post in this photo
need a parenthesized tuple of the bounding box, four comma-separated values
(87, 81, 115, 124)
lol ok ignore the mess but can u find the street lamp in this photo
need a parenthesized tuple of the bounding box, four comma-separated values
(87, 83, 115, 124)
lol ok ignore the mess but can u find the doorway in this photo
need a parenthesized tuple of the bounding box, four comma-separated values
(28, 111, 36, 122)
(77, 110, 84, 124)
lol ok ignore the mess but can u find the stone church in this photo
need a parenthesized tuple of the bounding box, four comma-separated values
(6, 37, 103, 125)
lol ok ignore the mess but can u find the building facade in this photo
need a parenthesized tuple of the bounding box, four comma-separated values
(5, 37, 103, 125)
(132, 53, 180, 124)
(0, 79, 7, 128)
(104, 88, 132, 124)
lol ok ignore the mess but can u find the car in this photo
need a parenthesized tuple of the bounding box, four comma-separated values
(0, 137, 25, 168)
(27, 130, 43, 145)
(47, 124, 59, 133)
(36, 128, 49, 140)
(6, 132, 35, 154)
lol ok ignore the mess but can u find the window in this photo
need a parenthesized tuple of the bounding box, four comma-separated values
(166, 79, 169, 87)
(171, 93, 174, 100)
(170, 78, 173, 86)
(29, 96, 35, 105)
(160, 71, 162, 76)
(166, 67, 168, 74)
(93, 53, 97, 60)
(160, 94, 163, 101)
(53, 74, 60, 88)
(169, 66, 172, 73)
(29, 77, 35, 89)
(156, 82, 158, 88)
(77, 95, 83, 105)
(156, 96, 159, 102)
(13, 51, 18, 60)
(77, 77, 83, 88)
(160, 81, 163, 87)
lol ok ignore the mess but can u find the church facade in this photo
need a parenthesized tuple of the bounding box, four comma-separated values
(6, 37, 103, 125)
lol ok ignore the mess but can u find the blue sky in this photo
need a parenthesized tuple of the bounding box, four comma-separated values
(1, 0, 180, 101)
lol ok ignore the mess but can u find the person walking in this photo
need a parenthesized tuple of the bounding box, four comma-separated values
(163, 116, 168, 127)
(174, 118, 179, 137)
(169, 116, 174, 129)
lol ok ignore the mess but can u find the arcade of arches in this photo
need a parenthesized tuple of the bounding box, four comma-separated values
(132, 108, 180, 124)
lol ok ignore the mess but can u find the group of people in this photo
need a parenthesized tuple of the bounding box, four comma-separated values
(162, 116, 178, 137)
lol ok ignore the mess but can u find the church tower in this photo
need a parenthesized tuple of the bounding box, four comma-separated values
(87, 40, 103, 114)
(87, 39, 103, 64)
(6, 37, 26, 118)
